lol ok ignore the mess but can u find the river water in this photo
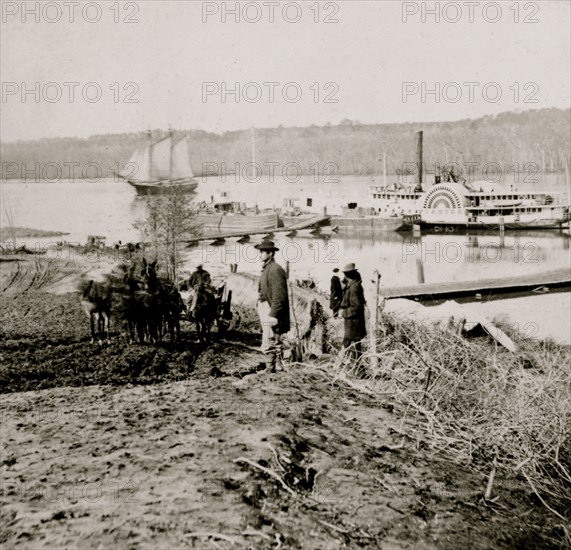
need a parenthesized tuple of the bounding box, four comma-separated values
(2, 175, 570, 343)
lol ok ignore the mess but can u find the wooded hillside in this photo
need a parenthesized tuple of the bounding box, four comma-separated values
(2, 108, 569, 181)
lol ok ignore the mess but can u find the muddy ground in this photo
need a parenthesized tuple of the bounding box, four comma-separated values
(0, 257, 567, 549)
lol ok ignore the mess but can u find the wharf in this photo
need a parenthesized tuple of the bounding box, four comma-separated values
(380, 268, 571, 301)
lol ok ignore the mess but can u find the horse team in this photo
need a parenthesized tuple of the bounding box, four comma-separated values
(79, 258, 227, 345)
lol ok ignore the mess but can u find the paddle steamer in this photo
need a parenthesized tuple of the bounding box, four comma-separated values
(417, 181, 570, 230)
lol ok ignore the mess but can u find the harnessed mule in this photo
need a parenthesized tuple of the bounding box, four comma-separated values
(79, 278, 112, 345)
(115, 264, 158, 344)
(140, 259, 183, 343)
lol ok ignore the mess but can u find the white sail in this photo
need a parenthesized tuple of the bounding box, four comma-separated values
(150, 136, 172, 181)
(120, 147, 141, 177)
(120, 145, 151, 181)
(119, 146, 140, 178)
(136, 146, 151, 182)
(171, 137, 194, 179)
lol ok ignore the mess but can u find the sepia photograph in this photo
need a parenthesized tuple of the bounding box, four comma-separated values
(1, 1, 570, 548)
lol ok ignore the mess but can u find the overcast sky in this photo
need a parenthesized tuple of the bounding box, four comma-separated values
(1, 0, 569, 141)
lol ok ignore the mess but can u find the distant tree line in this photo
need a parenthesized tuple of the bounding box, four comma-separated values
(1, 108, 569, 183)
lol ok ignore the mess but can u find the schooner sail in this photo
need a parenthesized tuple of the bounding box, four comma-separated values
(117, 130, 197, 195)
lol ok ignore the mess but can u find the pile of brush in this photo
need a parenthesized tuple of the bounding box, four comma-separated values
(328, 314, 571, 537)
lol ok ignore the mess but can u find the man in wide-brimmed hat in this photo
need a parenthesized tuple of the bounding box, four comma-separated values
(339, 262, 366, 360)
(255, 240, 290, 372)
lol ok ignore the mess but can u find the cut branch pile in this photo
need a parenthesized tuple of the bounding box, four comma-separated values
(329, 313, 571, 532)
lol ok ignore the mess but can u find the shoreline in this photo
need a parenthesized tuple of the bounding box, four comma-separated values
(2, 248, 569, 345)
(0, 226, 70, 239)
(1, 169, 570, 183)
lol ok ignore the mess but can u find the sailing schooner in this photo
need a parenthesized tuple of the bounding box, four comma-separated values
(116, 130, 198, 195)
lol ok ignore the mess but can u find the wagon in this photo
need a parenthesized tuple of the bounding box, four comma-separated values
(180, 281, 235, 338)
(86, 235, 106, 249)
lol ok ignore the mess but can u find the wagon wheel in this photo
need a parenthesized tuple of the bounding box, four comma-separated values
(217, 318, 229, 336)
(217, 289, 236, 335)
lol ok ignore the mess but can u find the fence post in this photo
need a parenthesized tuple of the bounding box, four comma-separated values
(287, 274, 302, 362)
(370, 270, 381, 370)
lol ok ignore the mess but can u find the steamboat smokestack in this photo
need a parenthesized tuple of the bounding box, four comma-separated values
(416, 130, 423, 185)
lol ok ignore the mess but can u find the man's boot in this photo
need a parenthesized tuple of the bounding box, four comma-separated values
(268, 359, 276, 373)
(268, 353, 281, 373)
(271, 353, 285, 373)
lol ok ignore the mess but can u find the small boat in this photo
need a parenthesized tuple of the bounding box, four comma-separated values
(116, 130, 198, 195)
(279, 197, 402, 231)
(491, 199, 522, 208)
(192, 193, 278, 234)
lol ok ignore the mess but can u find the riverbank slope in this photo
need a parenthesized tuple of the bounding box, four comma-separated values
(1, 256, 568, 549)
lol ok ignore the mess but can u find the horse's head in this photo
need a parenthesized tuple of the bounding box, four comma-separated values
(79, 277, 112, 305)
(110, 262, 142, 295)
(140, 258, 159, 291)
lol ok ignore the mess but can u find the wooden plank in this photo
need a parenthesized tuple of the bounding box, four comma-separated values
(379, 268, 571, 300)
(284, 215, 330, 230)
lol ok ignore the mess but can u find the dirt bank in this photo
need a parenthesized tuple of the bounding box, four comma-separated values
(1, 257, 568, 549)
(2, 362, 560, 549)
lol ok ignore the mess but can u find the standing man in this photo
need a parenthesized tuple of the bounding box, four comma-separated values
(330, 268, 343, 318)
(339, 262, 367, 361)
(255, 241, 290, 372)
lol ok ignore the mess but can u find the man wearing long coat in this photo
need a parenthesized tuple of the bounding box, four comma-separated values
(256, 241, 290, 371)
(339, 263, 366, 358)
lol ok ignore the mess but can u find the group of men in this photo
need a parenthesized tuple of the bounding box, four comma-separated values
(185, 240, 367, 372)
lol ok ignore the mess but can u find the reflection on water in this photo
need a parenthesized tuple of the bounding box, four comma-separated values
(396, 231, 571, 285)
(181, 230, 570, 286)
